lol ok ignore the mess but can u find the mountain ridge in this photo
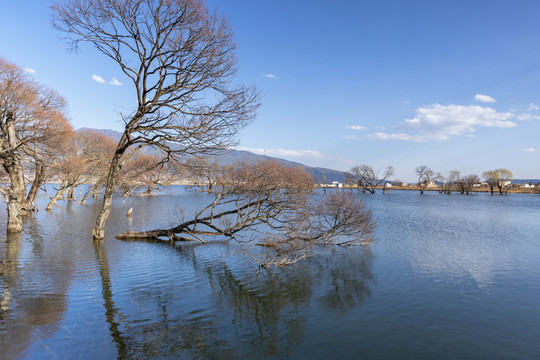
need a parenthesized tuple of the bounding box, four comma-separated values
(77, 127, 347, 183)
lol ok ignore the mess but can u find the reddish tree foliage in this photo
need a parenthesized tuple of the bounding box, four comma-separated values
(0, 57, 70, 231)
(46, 129, 117, 210)
(117, 161, 375, 267)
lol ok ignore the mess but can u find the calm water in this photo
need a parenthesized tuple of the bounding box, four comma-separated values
(0, 187, 539, 359)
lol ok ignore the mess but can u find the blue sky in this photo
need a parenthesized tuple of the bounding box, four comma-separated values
(2, 1, 540, 181)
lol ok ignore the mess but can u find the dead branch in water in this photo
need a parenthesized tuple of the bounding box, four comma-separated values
(117, 160, 375, 266)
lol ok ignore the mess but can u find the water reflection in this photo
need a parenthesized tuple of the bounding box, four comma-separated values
(100, 239, 374, 359)
(0, 233, 69, 359)
(3, 189, 537, 359)
(316, 247, 374, 314)
(94, 241, 128, 359)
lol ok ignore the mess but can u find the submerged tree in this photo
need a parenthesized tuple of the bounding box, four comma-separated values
(117, 154, 173, 196)
(45, 129, 117, 210)
(0, 57, 70, 232)
(483, 168, 513, 195)
(185, 157, 223, 193)
(460, 174, 480, 195)
(52, 0, 260, 239)
(117, 161, 375, 267)
(415, 165, 435, 194)
(439, 170, 460, 194)
(349, 164, 394, 194)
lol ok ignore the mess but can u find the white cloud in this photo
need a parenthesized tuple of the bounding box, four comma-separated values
(92, 74, 105, 83)
(263, 73, 276, 79)
(527, 103, 540, 111)
(366, 104, 516, 142)
(109, 77, 122, 86)
(23, 67, 36, 74)
(474, 94, 496, 103)
(516, 113, 540, 121)
(346, 125, 367, 131)
(366, 132, 433, 142)
(522, 147, 535, 152)
(237, 146, 322, 159)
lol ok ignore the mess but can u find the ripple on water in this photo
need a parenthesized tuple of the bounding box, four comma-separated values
(1, 188, 540, 359)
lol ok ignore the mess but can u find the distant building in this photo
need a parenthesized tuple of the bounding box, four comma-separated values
(321, 181, 343, 188)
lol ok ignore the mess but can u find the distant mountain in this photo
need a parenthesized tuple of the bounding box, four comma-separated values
(512, 179, 540, 185)
(77, 127, 346, 183)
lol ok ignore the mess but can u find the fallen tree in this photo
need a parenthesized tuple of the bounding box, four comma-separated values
(117, 160, 375, 267)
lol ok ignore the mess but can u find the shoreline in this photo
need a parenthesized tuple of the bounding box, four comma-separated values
(316, 185, 539, 194)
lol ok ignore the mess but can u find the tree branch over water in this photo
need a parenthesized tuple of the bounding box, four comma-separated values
(117, 161, 375, 266)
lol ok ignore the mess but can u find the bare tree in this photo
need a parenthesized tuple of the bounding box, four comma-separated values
(415, 165, 435, 194)
(0, 58, 70, 232)
(45, 130, 117, 210)
(483, 168, 513, 195)
(495, 169, 512, 195)
(52, 0, 261, 239)
(185, 157, 223, 193)
(440, 170, 460, 195)
(117, 161, 375, 267)
(349, 165, 394, 194)
(483, 170, 497, 195)
(460, 174, 480, 195)
(116, 154, 174, 196)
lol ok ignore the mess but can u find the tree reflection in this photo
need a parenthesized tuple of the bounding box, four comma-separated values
(315, 246, 374, 314)
(109, 239, 374, 358)
(205, 263, 312, 358)
(0, 232, 70, 358)
(93, 240, 128, 359)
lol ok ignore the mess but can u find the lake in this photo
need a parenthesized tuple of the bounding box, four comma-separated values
(1, 187, 539, 359)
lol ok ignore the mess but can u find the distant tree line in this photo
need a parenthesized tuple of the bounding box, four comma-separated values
(345, 164, 520, 195)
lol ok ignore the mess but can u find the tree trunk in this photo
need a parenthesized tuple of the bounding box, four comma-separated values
(25, 161, 45, 211)
(81, 186, 100, 204)
(5, 167, 25, 232)
(46, 183, 70, 211)
(92, 115, 142, 239)
(5, 189, 23, 233)
(92, 151, 123, 240)
(67, 187, 75, 200)
(4, 113, 25, 232)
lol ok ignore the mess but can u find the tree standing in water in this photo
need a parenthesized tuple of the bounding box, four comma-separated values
(415, 165, 435, 194)
(117, 161, 375, 267)
(483, 168, 513, 195)
(349, 164, 394, 194)
(0, 58, 70, 232)
(52, 0, 260, 239)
